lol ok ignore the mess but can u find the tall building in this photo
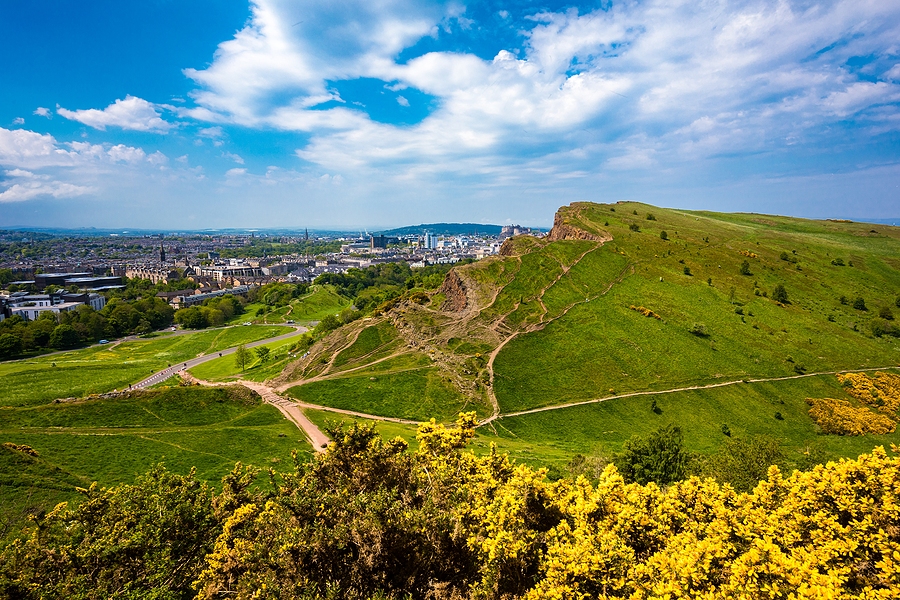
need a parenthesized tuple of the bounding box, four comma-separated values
(424, 232, 438, 249)
(159, 243, 166, 263)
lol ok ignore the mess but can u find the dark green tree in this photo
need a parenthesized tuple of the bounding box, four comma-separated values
(49, 324, 81, 349)
(254, 346, 270, 363)
(739, 260, 751, 276)
(853, 297, 867, 311)
(772, 283, 788, 304)
(613, 424, 689, 485)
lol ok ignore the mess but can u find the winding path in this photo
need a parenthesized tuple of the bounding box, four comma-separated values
(133, 326, 308, 389)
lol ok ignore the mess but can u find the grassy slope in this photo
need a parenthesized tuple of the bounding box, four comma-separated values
(0, 386, 311, 519)
(0, 325, 291, 407)
(494, 203, 900, 411)
(188, 336, 302, 383)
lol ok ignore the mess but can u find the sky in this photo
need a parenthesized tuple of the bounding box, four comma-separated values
(0, 0, 898, 230)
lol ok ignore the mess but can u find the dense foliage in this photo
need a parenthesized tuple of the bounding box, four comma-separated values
(1, 414, 898, 599)
(315, 260, 472, 312)
(0, 297, 174, 358)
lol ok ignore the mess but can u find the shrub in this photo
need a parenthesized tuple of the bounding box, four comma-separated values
(806, 396, 895, 435)
(646, 213, 656, 220)
(739, 260, 751, 275)
(689, 323, 709, 337)
(839, 295, 848, 305)
(629, 305, 661, 319)
(629, 223, 640, 232)
(660, 230, 668, 240)
(879, 306, 894, 320)
(683, 266, 692, 276)
(831, 258, 845, 266)
(721, 424, 731, 436)
(772, 283, 788, 304)
(853, 297, 867, 311)
(872, 319, 900, 338)
(613, 424, 689, 485)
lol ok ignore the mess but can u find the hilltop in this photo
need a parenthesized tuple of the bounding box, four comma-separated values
(280, 201, 900, 466)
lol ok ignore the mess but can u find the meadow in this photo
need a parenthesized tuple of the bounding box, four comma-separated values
(0, 385, 310, 529)
(0, 325, 291, 407)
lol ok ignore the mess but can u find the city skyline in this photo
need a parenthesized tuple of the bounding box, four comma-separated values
(1, 0, 898, 229)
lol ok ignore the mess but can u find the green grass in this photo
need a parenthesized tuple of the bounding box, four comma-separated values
(290, 285, 351, 323)
(0, 325, 292, 407)
(492, 203, 900, 412)
(303, 408, 421, 449)
(188, 336, 302, 383)
(285, 366, 478, 422)
(332, 320, 402, 369)
(0, 386, 312, 523)
(478, 372, 900, 472)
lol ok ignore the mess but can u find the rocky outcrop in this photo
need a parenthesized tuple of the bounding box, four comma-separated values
(546, 209, 612, 242)
(438, 269, 468, 312)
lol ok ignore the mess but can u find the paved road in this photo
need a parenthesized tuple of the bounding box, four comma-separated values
(133, 326, 308, 389)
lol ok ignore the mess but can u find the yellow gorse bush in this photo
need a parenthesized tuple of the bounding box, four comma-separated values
(807, 373, 900, 435)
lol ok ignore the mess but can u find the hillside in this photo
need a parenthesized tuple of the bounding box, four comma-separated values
(280, 201, 900, 465)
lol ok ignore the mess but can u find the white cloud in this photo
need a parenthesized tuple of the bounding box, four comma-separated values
(12, 117, 24, 125)
(33, 107, 51, 118)
(179, 0, 900, 184)
(0, 180, 92, 203)
(396, 95, 410, 107)
(57, 96, 174, 132)
(147, 151, 168, 166)
(223, 151, 245, 164)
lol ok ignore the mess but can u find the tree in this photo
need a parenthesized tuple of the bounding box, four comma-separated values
(49, 324, 81, 349)
(772, 283, 788, 304)
(660, 230, 668, 240)
(701, 435, 784, 492)
(879, 306, 894, 320)
(174, 306, 208, 329)
(254, 346, 270, 363)
(234, 344, 250, 371)
(613, 424, 689, 485)
(853, 296, 867, 311)
(0, 333, 22, 359)
(739, 260, 751, 275)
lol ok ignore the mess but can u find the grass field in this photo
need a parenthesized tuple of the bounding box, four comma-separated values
(0, 325, 292, 407)
(285, 285, 350, 324)
(0, 386, 312, 529)
(188, 336, 304, 383)
(286, 363, 481, 422)
(480, 371, 900, 471)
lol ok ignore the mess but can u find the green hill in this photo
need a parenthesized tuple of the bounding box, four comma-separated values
(282, 201, 900, 466)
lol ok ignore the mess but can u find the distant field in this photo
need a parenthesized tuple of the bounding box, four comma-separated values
(0, 325, 292, 407)
(0, 386, 311, 526)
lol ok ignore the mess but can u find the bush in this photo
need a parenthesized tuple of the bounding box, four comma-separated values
(689, 323, 709, 337)
(683, 266, 692, 276)
(879, 306, 894, 320)
(853, 297, 867, 311)
(646, 213, 656, 221)
(739, 260, 751, 276)
(871, 319, 900, 338)
(613, 424, 689, 485)
(772, 283, 788, 304)
(831, 258, 845, 266)
(629, 223, 640, 232)
(660, 230, 668, 240)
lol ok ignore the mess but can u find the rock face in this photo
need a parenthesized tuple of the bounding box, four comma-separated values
(438, 268, 468, 312)
(546, 209, 612, 242)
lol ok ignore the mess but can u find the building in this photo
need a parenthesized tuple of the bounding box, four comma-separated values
(424, 232, 438, 250)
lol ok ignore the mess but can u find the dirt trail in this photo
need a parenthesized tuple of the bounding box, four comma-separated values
(239, 381, 331, 452)
(273, 348, 414, 392)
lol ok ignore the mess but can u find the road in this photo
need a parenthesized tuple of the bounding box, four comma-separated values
(133, 325, 308, 389)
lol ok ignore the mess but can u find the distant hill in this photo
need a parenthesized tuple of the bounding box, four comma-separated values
(378, 223, 504, 236)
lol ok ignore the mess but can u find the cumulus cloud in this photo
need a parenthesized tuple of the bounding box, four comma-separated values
(223, 151, 245, 164)
(12, 117, 24, 125)
(57, 96, 175, 132)
(0, 181, 92, 203)
(179, 0, 900, 184)
(33, 107, 51, 118)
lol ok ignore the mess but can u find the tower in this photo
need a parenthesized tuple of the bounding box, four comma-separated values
(159, 243, 166, 263)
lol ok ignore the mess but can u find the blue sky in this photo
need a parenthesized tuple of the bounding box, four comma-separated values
(1, 0, 898, 229)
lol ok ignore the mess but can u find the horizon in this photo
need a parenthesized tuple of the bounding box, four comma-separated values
(1, 1, 899, 228)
